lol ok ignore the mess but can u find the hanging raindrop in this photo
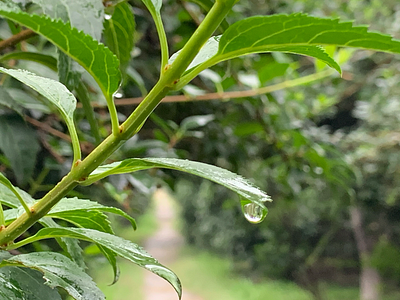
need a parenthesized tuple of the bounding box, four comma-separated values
(241, 202, 267, 224)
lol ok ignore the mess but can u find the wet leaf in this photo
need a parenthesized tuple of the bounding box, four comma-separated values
(104, 2, 135, 70)
(0, 252, 104, 300)
(180, 13, 400, 80)
(0, 67, 81, 161)
(11, 227, 182, 299)
(0, 266, 62, 300)
(84, 158, 272, 208)
(0, 3, 121, 98)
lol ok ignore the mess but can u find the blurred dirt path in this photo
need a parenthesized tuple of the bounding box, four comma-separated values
(143, 189, 203, 300)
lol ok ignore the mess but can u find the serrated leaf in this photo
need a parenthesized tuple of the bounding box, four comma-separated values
(0, 186, 86, 269)
(84, 158, 271, 208)
(216, 14, 400, 67)
(174, 35, 341, 76)
(0, 252, 104, 300)
(0, 3, 121, 98)
(0, 67, 81, 162)
(3, 195, 136, 282)
(104, 2, 135, 69)
(0, 115, 40, 185)
(11, 227, 182, 299)
(0, 266, 62, 300)
(32, 0, 105, 91)
(180, 13, 400, 82)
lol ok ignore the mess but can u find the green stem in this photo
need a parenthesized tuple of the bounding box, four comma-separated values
(0, 0, 237, 247)
(76, 82, 102, 144)
(0, 201, 4, 227)
(153, 14, 169, 72)
(122, 0, 236, 138)
(68, 122, 82, 164)
(106, 94, 120, 136)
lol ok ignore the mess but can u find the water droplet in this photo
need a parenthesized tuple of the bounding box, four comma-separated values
(241, 202, 267, 224)
(114, 91, 124, 98)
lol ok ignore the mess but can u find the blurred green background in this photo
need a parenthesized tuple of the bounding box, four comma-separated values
(1, 0, 400, 299)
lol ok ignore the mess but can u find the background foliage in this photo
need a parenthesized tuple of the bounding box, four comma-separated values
(0, 0, 399, 299)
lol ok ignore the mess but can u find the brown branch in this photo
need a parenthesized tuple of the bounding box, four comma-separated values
(82, 69, 337, 108)
(25, 116, 73, 142)
(25, 116, 93, 154)
(0, 29, 36, 52)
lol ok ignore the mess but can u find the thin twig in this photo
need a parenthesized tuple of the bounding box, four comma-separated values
(25, 116, 72, 142)
(25, 116, 93, 153)
(0, 29, 36, 52)
(85, 69, 337, 108)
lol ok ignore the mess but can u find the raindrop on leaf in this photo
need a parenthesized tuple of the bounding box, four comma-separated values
(241, 202, 267, 224)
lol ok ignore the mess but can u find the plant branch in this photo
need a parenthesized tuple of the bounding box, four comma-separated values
(0, 29, 36, 52)
(86, 69, 336, 107)
(0, 0, 237, 246)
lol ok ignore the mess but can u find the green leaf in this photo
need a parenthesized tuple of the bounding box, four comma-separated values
(32, 0, 105, 91)
(141, 0, 168, 68)
(0, 67, 81, 162)
(221, 14, 400, 54)
(142, 0, 162, 17)
(49, 197, 137, 283)
(0, 85, 23, 115)
(7, 88, 52, 113)
(179, 13, 400, 85)
(50, 197, 137, 230)
(84, 158, 271, 208)
(0, 114, 40, 185)
(169, 35, 220, 71)
(10, 227, 182, 299)
(0, 266, 62, 300)
(0, 252, 104, 300)
(0, 3, 121, 99)
(42, 219, 87, 270)
(50, 210, 118, 283)
(57, 51, 82, 91)
(0, 172, 30, 217)
(0, 186, 86, 269)
(32, 0, 104, 40)
(216, 13, 400, 67)
(4, 196, 136, 282)
(0, 52, 58, 71)
(104, 2, 135, 70)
